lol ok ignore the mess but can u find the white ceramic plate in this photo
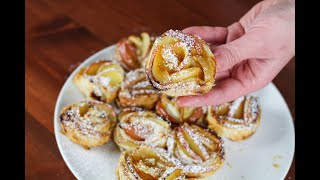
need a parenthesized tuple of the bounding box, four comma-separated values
(54, 45, 295, 180)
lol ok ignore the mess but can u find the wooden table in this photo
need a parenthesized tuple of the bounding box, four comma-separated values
(26, 0, 295, 179)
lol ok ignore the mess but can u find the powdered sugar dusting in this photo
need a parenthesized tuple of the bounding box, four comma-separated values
(219, 116, 255, 129)
(176, 130, 202, 163)
(215, 96, 260, 130)
(161, 45, 179, 70)
(60, 103, 112, 139)
(120, 122, 151, 140)
(183, 125, 210, 160)
(125, 155, 140, 179)
(164, 29, 200, 52)
(120, 68, 157, 99)
(159, 168, 178, 180)
(165, 124, 224, 176)
(244, 96, 259, 123)
(228, 96, 245, 117)
(132, 80, 150, 89)
(153, 146, 184, 167)
(166, 132, 175, 152)
(117, 111, 171, 148)
(167, 81, 201, 95)
(98, 77, 111, 87)
(121, 69, 143, 88)
(148, 30, 213, 96)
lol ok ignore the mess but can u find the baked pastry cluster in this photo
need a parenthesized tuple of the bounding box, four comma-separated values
(60, 31, 262, 179)
(116, 123, 224, 180)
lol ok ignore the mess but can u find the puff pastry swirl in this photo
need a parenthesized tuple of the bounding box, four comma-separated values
(167, 123, 225, 178)
(59, 100, 117, 149)
(73, 60, 125, 103)
(113, 108, 172, 151)
(116, 32, 153, 71)
(146, 29, 216, 96)
(206, 96, 261, 141)
(118, 68, 159, 110)
(116, 144, 185, 180)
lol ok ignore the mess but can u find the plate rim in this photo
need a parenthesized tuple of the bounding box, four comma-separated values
(54, 45, 116, 179)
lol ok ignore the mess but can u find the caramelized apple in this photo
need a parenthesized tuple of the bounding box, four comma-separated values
(118, 68, 159, 109)
(145, 29, 216, 96)
(73, 60, 125, 103)
(167, 123, 224, 178)
(116, 32, 153, 71)
(155, 94, 205, 125)
(206, 96, 261, 141)
(116, 145, 185, 180)
(113, 109, 171, 151)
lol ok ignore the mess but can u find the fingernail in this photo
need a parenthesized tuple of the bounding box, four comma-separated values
(213, 49, 222, 59)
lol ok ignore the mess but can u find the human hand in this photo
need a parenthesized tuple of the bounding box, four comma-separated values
(176, 0, 295, 107)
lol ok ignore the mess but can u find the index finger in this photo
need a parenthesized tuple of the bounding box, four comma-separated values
(182, 26, 228, 45)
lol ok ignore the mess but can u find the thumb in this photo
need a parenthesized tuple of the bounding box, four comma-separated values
(214, 29, 267, 72)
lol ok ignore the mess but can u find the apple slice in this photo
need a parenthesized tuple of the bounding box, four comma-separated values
(184, 108, 203, 123)
(152, 47, 171, 84)
(176, 129, 202, 163)
(214, 103, 230, 116)
(117, 39, 141, 70)
(135, 160, 160, 179)
(190, 125, 217, 152)
(97, 63, 124, 75)
(85, 60, 109, 75)
(181, 124, 209, 161)
(170, 67, 203, 83)
(99, 71, 124, 86)
(120, 123, 150, 141)
(140, 32, 151, 58)
(156, 102, 178, 124)
(160, 168, 184, 180)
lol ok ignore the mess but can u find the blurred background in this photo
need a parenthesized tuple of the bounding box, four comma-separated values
(25, 0, 295, 179)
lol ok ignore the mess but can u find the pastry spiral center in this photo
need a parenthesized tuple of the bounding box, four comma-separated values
(146, 29, 216, 96)
(161, 45, 187, 72)
(152, 36, 209, 84)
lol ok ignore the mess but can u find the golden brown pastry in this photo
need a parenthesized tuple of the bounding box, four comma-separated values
(116, 32, 153, 71)
(59, 100, 117, 149)
(167, 123, 225, 179)
(73, 60, 125, 103)
(156, 94, 205, 125)
(145, 29, 216, 96)
(113, 108, 172, 151)
(118, 68, 159, 109)
(206, 96, 261, 141)
(116, 144, 185, 180)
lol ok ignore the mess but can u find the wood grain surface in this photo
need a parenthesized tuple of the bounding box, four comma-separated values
(25, 0, 295, 179)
